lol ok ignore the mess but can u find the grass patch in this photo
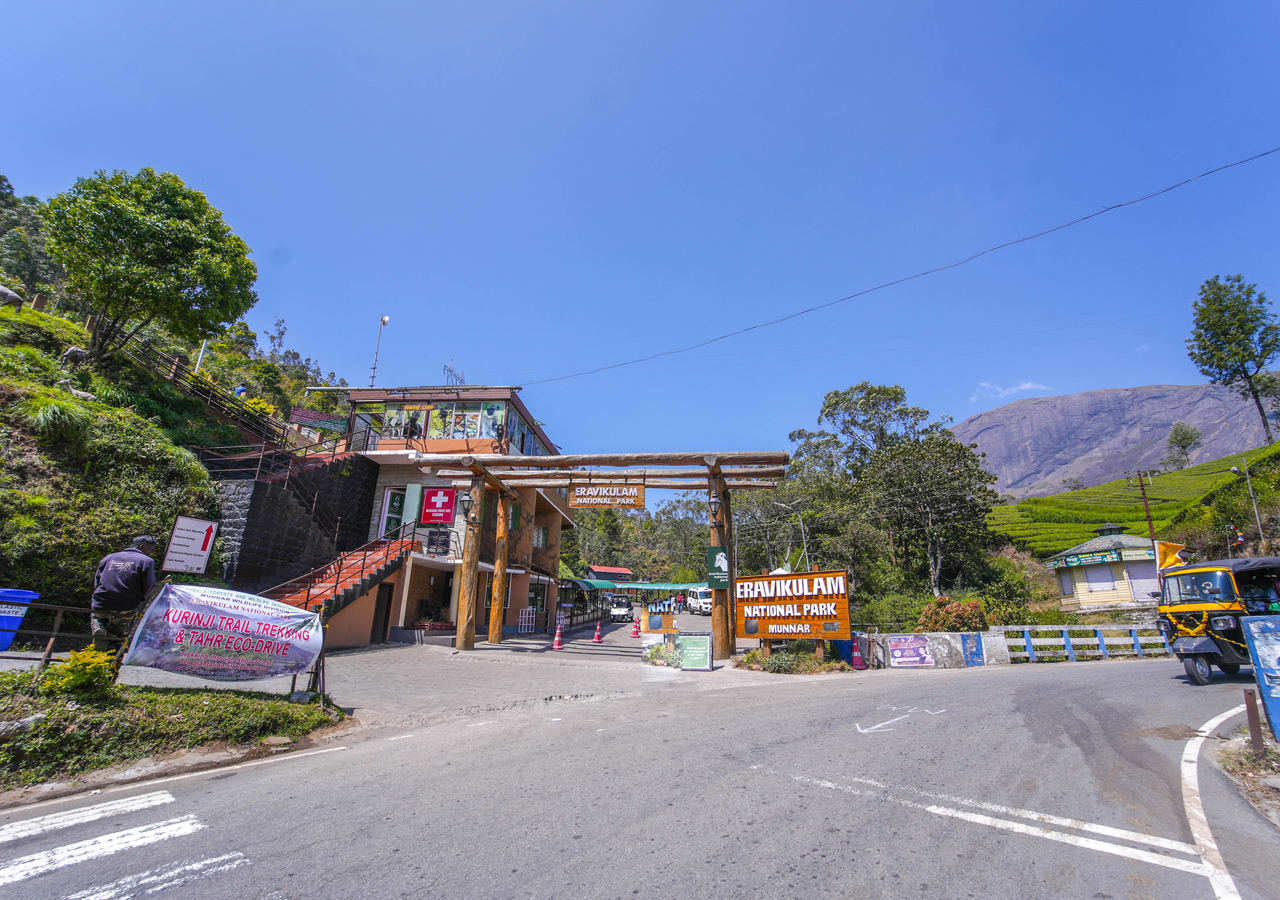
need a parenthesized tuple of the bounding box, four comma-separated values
(0, 669, 339, 789)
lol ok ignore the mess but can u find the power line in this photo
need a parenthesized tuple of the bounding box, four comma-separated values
(524, 144, 1280, 386)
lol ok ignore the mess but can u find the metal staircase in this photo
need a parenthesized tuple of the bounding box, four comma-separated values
(261, 523, 460, 619)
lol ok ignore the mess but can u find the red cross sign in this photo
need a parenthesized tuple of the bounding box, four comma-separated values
(419, 488, 457, 525)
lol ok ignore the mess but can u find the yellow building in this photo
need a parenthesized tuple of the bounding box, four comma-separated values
(1048, 524, 1159, 613)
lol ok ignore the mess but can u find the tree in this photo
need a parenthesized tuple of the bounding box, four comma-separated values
(1186, 274, 1279, 443)
(45, 168, 257, 360)
(1162, 421, 1202, 470)
(856, 432, 999, 597)
(0, 174, 64, 298)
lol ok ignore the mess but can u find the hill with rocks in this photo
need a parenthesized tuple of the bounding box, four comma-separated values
(952, 383, 1269, 497)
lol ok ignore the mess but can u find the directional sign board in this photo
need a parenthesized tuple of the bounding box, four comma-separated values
(1242, 616, 1280, 740)
(734, 570, 850, 640)
(419, 488, 457, 525)
(161, 516, 218, 574)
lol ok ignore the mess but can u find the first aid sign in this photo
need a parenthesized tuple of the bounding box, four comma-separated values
(419, 488, 457, 525)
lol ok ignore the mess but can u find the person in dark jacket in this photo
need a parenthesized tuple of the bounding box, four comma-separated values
(91, 536, 159, 653)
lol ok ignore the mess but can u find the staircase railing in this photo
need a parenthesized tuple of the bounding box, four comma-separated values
(194, 435, 352, 543)
(263, 523, 460, 614)
(111, 328, 299, 447)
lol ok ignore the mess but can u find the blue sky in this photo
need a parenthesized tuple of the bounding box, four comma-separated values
(8, 2, 1280, 455)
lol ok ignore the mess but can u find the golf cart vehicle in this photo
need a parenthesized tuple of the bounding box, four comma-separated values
(1157, 556, 1280, 685)
(609, 597, 633, 622)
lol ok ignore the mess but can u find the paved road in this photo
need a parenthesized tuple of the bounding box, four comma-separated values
(2, 628, 1277, 898)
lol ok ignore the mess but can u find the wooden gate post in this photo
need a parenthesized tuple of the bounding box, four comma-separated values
(487, 493, 509, 644)
(456, 475, 485, 651)
(709, 476, 731, 661)
(720, 479, 737, 656)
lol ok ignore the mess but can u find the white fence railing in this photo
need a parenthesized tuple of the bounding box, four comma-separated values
(987, 625, 1171, 662)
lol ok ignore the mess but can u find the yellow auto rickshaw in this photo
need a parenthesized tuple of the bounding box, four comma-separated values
(1158, 556, 1280, 685)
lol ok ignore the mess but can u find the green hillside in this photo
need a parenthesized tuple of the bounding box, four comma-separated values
(990, 444, 1280, 556)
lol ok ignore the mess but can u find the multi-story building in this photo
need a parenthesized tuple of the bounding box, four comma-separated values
(322, 385, 574, 645)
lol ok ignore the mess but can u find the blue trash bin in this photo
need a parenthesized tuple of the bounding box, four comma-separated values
(831, 639, 853, 664)
(0, 589, 38, 653)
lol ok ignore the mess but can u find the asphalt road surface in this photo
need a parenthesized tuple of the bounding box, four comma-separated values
(2, 627, 1277, 899)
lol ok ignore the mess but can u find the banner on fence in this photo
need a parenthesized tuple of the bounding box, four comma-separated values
(1242, 615, 1280, 740)
(886, 634, 933, 667)
(122, 584, 324, 681)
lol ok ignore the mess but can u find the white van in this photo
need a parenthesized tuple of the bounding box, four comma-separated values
(687, 587, 713, 615)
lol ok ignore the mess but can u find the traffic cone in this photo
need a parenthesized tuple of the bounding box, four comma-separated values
(592, 622, 604, 643)
(552, 624, 564, 650)
(630, 616, 640, 638)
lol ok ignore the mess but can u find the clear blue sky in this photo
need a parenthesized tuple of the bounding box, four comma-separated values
(9, 2, 1280, 455)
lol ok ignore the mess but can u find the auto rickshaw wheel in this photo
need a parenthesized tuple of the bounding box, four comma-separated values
(1183, 655, 1213, 686)
(1217, 663, 1241, 676)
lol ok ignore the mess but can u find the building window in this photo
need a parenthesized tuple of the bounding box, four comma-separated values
(533, 526, 548, 549)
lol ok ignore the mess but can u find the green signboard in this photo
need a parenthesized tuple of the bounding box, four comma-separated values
(1051, 549, 1119, 569)
(707, 546, 730, 588)
(676, 632, 713, 671)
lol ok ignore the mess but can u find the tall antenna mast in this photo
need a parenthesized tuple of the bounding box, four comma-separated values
(443, 360, 465, 386)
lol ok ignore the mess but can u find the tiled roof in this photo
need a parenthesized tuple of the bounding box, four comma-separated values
(1049, 532, 1152, 559)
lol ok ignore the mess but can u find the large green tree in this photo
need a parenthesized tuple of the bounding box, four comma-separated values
(1186, 274, 1278, 443)
(45, 168, 258, 359)
(0, 174, 64, 298)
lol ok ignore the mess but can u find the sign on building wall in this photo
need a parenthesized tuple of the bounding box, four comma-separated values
(569, 484, 645, 508)
(161, 516, 218, 574)
(1051, 550, 1120, 569)
(707, 546, 730, 588)
(288, 406, 348, 433)
(733, 571, 851, 640)
(419, 488, 457, 524)
(1121, 548, 1156, 561)
(123, 585, 324, 681)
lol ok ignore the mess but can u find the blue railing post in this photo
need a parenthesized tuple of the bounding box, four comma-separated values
(1094, 628, 1109, 659)
(1023, 629, 1037, 662)
(1061, 629, 1076, 662)
(1159, 627, 1173, 654)
(1130, 628, 1144, 657)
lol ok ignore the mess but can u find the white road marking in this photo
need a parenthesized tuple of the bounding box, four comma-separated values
(63, 852, 248, 899)
(855, 714, 910, 734)
(1, 746, 349, 817)
(0, 792, 175, 845)
(466, 721, 494, 728)
(388, 734, 416, 741)
(550, 718, 562, 722)
(1181, 705, 1244, 900)
(0, 815, 205, 886)
(790, 775, 1212, 877)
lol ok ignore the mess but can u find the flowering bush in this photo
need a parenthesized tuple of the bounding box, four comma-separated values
(39, 648, 118, 699)
(916, 595, 986, 633)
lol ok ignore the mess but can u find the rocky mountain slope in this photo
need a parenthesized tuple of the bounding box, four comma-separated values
(952, 383, 1268, 497)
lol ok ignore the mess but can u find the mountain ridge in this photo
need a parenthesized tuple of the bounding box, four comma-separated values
(951, 382, 1267, 497)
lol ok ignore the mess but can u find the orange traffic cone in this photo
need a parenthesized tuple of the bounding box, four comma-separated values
(630, 616, 640, 638)
(552, 624, 564, 650)
(592, 621, 604, 643)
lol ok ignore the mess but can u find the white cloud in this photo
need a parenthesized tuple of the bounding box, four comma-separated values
(969, 380, 1053, 403)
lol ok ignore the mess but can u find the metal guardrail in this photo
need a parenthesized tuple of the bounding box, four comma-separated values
(987, 624, 1171, 661)
(0, 602, 93, 671)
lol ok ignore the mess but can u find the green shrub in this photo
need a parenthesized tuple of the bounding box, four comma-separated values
(763, 651, 803, 673)
(18, 394, 92, 443)
(916, 595, 986, 632)
(39, 648, 118, 699)
(982, 596, 1030, 626)
(736, 648, 765, 668)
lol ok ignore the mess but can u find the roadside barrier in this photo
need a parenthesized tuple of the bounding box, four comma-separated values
(591, 622, 604, 644)
(988, 624, 1171, 663)
(552, 624, 564, 650)
(630, 616, 640, 638)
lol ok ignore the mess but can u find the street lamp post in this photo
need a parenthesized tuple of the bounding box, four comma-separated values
(369, 315, 390, 387)
(1231, 460, 1266, 553)
(774, 501, 811, 573)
